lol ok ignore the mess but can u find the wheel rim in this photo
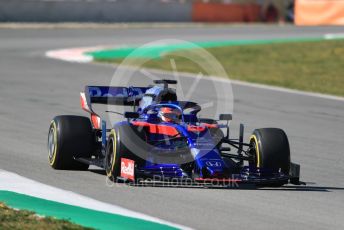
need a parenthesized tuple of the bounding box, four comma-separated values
(48, 123, 57, 165)
(249, 135, 260, 168)
(106, 138, 114, 177)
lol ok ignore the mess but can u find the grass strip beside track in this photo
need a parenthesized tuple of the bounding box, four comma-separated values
(0, 191, 178, 230)
(88, 37, 325, 60)
(89, 38, 344, 96)
(0, 202, 92, 230)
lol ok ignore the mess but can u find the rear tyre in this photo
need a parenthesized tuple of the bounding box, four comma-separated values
(250, 128, 290, 185)
(48, 115, 93, 170)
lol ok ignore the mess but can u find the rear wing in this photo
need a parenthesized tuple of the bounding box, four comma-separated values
(80, 86, 149, 129)
(81, 85, 149, 107)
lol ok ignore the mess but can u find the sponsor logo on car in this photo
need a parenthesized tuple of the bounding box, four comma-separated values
(120, 158, 135, 181)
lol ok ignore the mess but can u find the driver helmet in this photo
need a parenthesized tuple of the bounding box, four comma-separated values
(158, 107, 181, 123)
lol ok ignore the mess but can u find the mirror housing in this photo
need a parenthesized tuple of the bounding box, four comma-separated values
(124, 112, 139, 119)
(219, 114, 232, 121)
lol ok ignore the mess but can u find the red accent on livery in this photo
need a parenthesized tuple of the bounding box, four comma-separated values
(187, 125, 206, 132)
(187, 123, 218, 132)
(120, 158, 135, 181)
(80, 94, 88, 112)
(132, 121, 180, 137)
(80, 92, 101, 129)
(202, 123, 218, 129)
(91, 114, 101, 129)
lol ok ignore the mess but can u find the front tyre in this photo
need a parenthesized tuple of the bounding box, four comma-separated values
(105, 124, 146, 180)
(250, 128, 290, 175)
(48, 115, 94, 170)
(105, 130, 120, 179)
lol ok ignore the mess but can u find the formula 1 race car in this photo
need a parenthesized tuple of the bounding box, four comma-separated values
(48, 79, 300, 187)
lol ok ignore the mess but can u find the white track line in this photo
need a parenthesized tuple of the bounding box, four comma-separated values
(46, 47, 96, 63)
(324, 33, 344, 40)
(0, 169, 191, 230)
(231, 79, 344, 102)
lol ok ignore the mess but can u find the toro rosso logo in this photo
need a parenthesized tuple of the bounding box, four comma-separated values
(120, 158, 135, 181)
(205, 161, 222, 167)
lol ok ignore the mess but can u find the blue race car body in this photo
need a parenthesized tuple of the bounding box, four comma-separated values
(49, 80, 300, 187)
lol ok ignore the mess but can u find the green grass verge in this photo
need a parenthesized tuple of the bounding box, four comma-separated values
(96, 40, 344, 96)
(0, 202, 92, 230)
(0, 191, 178, 230)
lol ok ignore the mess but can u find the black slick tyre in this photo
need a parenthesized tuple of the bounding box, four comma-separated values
(250, 128, 290, 185)
(48, 115, 93, 170)
(105, 124, 145, 180)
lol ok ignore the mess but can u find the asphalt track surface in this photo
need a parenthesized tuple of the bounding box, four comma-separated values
(0, 25, 343, 229)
